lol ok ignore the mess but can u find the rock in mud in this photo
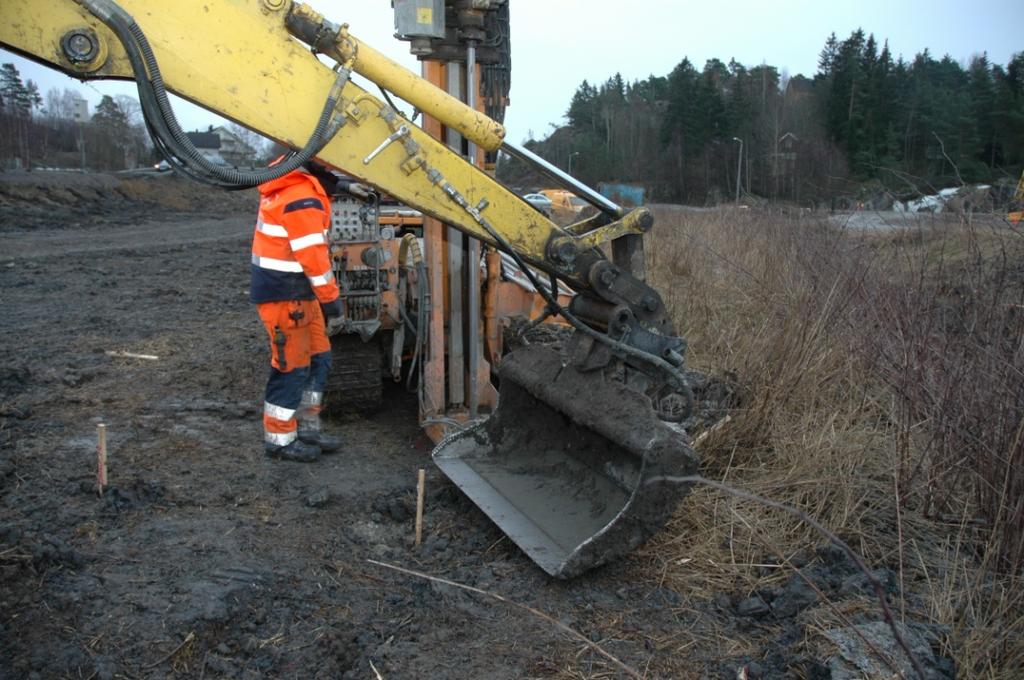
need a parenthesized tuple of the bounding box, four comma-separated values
(736, 595, 771, 617)
(387, 498, 411, 522)
(649, 586, 683, 607)
(423, 534, 449, 556)
(203, 654, 238, 678)
(58, 362, 104, 388)
(771, 575, 819, 618)
(101, 478, 165, 512)
(816, 543, 857, 572)
(744, 660, 765, 678)
(371, 492, 412, 522)
(306, 487, 331, 508)
(823, 621, 943, 679)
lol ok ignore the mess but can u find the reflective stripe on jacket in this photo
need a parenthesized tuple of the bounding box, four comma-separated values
(250, 170, 341, 304)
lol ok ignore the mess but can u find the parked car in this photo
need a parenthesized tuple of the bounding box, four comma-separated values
(539, 189, 587, 219)
(522, 192, 553, 217)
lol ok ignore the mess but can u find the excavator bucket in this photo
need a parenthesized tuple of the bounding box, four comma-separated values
(433, 345, 699, 579)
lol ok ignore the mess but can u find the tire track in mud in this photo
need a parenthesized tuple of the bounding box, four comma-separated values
(2, 218, 251, 260)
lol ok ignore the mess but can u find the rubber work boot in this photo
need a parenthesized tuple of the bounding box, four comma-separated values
(299, 426, 343, 453)
(265, 438, 321, 463)
(297, 390, 342, 453)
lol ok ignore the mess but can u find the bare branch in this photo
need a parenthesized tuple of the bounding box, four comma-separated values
(931, 131, 964, 187)
(367, 559, 642, 678)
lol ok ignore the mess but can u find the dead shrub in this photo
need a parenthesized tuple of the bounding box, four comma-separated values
(852, 221, 1024, 571)
(642, 206, 1024, 675)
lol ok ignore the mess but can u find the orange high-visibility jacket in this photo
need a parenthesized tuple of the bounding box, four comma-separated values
(251, 170, 340, 305)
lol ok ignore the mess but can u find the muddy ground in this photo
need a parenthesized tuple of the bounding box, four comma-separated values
(0, 171, 952, 679)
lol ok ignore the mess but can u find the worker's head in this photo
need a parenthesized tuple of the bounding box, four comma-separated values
(303, 159, 341, 196)
(266, 146, 339, 194)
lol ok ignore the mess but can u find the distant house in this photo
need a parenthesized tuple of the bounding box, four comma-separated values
(785, 75, 814, 99)
(185, 126, 257, 166)
(211, 126, 257, 166)
(71, 96, 90, 123)
(185, 130, 227, 165)
(774, 132, 799, 175)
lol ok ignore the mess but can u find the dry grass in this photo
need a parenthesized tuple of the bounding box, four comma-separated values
(639, 206, 1024, 677)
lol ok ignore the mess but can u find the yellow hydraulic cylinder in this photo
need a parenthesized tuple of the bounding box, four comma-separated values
(287, 2, 506, 152)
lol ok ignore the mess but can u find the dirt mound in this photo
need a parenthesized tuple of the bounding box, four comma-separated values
(0, 170, 255, 232)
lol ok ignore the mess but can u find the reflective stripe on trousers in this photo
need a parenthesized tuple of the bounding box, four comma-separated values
(264, 430, 297, 446)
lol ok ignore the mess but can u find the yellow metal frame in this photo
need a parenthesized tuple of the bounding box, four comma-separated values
(1011, 171, 1024, 225)
(286, 2, 504, 152)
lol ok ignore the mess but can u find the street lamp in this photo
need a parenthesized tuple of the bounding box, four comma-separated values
(732, 137, 743, 205)
(568, 151, 580, 175)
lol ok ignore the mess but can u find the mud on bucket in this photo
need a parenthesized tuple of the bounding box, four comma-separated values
(432, 346, 699, 579)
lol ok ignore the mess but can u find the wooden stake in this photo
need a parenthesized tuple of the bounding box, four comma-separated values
(105, 350, 160, 361)
(693, 414, 732, 448)
(415, 468, 425, 548)
(96, 423, 108, 496)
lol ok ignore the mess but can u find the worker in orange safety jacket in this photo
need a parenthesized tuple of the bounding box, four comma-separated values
(251, 160, 344, 463)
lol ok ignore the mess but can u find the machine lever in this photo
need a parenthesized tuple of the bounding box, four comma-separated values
(363, 125, 410, 165)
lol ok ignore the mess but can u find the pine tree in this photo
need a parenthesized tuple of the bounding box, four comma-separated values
(0, 63, 32, 166)
(24, 80, 42, 115)
(818, 33, 839, 77)
(566, 80, 598, 132)
(91, 95, 132, 169)
(0, 63, 30, 117)
(968, 54, 996, 170)
(991, 53, 1024, 167)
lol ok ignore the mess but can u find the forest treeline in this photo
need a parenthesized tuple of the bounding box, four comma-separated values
(0, 62, 266, 172)
(6, 28, 1024, 207)
(0, 62, 154, 171)
(501, 30, 1024, 205)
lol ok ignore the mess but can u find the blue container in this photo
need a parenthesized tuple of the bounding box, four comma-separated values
(598, 182, 645, 207)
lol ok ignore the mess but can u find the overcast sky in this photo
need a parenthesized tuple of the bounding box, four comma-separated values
(3, 0, 1021, 146)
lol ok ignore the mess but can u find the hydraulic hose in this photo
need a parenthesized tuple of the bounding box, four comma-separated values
(75, 0, 347, 189)
(398, 234, 428, 391)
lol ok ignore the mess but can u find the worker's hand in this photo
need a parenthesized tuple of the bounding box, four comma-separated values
(325, 317, 345, 336)
(346, 182, 370, 199)
(321, 299, 345, 336)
